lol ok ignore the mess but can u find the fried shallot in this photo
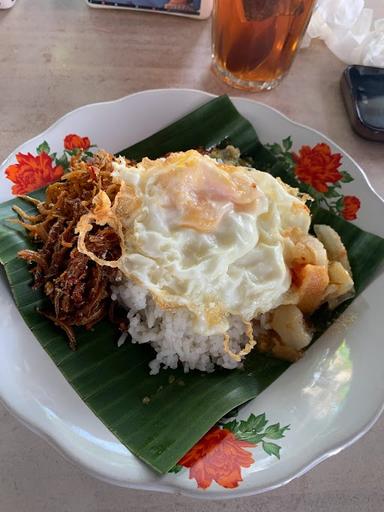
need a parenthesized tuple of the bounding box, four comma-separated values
(15, 151, 126, 349)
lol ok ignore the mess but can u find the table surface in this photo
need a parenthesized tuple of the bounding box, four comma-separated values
(1, 1, 383, 511)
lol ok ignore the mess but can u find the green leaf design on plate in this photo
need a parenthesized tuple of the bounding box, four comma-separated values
(282, 136, 293, 152)
(0, 95, 383, 475)
(262, 441, 281, 459)
(323, 187, 341, 199)
(36, 141, 50, 155)
(269, 143, 283, 156)
(335, 197, 344, 211)
(263, 423, 290, 440)
(245, 413, 268, 432)
(55, 153, 70, 170)
(340, 170, 354, 183)
(223, 413, 289, 446)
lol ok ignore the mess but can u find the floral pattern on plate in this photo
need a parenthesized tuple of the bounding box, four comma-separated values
(4, 136, 361, 221)
(267, 138, 361, 220)
(170, 413, 289, 490)
(4, 134, 93, 195)
(2, 132, 363, 491)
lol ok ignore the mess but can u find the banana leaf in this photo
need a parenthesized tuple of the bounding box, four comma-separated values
(120, 95, 275, 169)
(0, 96, 383, 474)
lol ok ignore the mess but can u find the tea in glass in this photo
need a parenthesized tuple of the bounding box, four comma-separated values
(212, 0, 316, 91)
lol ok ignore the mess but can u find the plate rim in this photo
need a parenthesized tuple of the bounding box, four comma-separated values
(2, 87, 382, 206)
(1, 88, 383, 499)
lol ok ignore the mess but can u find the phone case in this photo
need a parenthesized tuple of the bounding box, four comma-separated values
(341, 65, 384, 143)
(85, 0, 213, 19)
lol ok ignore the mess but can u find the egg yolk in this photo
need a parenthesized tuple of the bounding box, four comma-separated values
(156, 155, 260, 233)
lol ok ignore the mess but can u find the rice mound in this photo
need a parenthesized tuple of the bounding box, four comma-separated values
(112, 280, 251, 374)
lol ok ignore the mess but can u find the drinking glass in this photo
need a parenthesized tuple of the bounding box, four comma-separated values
(211, 0, 316, 91)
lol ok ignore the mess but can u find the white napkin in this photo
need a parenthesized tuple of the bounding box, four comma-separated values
(303, 0, 384, 67)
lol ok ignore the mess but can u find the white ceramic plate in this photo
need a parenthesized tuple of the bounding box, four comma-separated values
(0, 89, 383, 499)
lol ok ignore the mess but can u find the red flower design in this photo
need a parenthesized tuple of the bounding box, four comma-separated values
(178, 427, 254, 489)
(341, 195, 361, 220)
(5, 152, 64, 195)
(64, 134, 91, 151)
(293, 143, 343, 192)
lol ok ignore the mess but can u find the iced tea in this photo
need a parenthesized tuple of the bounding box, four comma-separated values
(212, 0, 315, 91)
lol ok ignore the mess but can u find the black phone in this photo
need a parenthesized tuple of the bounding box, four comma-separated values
(341, 65, 384, 143)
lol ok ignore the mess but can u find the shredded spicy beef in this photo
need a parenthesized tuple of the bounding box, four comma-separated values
(16, 151, 125, 349)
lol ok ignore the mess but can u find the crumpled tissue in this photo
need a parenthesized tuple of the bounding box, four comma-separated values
(303, 0, 384, 67)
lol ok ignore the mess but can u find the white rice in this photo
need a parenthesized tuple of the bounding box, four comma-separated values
(112, 280, 252, 374)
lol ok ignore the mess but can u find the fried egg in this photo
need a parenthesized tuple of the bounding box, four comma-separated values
(106, 150, 311, 336)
